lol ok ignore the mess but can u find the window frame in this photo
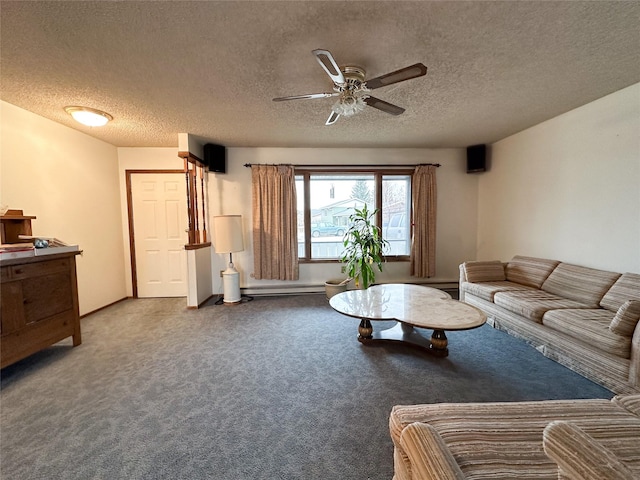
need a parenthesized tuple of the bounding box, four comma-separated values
(295, 167, 414, 263)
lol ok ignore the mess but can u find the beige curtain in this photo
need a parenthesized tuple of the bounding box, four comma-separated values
(251, 165, 299, 280)
(410, 165, 437, 277)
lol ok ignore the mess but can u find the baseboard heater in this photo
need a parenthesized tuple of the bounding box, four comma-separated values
(242, 281, 459, 297)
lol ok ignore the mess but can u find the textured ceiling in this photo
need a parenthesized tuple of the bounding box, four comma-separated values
(1, 1, 639, 148)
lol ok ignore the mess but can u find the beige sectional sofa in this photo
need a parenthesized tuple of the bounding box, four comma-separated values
(390, 394, 640, 479)
(459, 256, 640, 394)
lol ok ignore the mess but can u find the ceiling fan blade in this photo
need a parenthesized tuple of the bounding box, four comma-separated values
(312, 49, 346, 85)
(273, 92, 339, 102)
(364, 97, 405, 116)
(365, 63, 427, 90)
(325, 111, 340, 126)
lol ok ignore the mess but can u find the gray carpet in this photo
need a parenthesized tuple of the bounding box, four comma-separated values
(0, 293, 612, 480)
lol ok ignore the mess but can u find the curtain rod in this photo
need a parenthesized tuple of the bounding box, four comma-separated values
(243, 163, 441, 168)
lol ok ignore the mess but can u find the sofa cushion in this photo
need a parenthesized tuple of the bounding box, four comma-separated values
(462, 260, 505, 282)
(541, 263, 621, 308)
(542, 309, 631, 358)
(601, 273, 640, 312)
(494, 290, 588, 323)
(462, 280, 534, 302)
(543, 421, 636, 480)
(505, 255, 560, 288)
(610, 300, 640, 337)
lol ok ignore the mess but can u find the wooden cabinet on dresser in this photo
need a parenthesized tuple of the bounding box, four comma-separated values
(1, 251, 81, 368)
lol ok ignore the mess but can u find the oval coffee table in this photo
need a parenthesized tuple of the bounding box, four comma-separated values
(329, 283, 487, 357)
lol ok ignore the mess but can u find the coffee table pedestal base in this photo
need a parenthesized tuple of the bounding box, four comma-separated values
(358, 319, 374, 340)
(357, 321, 449, 357)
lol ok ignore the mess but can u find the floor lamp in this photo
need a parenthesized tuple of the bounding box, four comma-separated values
(213, 215, 245, 304)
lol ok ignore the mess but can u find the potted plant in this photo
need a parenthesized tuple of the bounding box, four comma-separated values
(340, 204, 389, 289)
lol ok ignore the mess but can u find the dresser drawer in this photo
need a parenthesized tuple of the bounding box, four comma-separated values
(0, 266, 9, 282)
(10, 257, 70, 280)
(22, 271, 73, 324)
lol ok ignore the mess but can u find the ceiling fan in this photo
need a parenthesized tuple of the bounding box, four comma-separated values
(273, 49, 428, 126)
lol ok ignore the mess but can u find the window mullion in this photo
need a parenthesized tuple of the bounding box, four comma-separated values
(303, 172, 311, 259)
(375, 173, 383, 227)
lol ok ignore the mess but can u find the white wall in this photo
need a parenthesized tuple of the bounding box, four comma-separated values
(0, 101, 127, 314)
(210, 147, 478, 294)
(186, 246, 214, 306)
(477, 83, 640, 274)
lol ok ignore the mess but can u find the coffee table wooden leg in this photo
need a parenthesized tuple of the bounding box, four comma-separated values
(430, 329, 448, 356)
(358, 318, 373, 340)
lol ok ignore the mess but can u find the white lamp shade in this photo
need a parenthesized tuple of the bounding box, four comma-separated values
(213, 215, 244, 253)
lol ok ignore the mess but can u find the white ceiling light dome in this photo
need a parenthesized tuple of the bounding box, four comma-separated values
(64, 106, 113, 127)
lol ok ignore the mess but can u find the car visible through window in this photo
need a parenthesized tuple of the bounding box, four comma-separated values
(310, 223, 345, 237)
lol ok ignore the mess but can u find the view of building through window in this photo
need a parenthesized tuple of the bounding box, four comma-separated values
(382, 175, 411, 250)
(296, 173, 411, 260)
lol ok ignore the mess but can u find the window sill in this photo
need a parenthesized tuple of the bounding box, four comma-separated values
(299, 256, 409, 264)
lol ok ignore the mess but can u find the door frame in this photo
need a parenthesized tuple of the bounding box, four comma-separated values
(125, 169, 185, 298)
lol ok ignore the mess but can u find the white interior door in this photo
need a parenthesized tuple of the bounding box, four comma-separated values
(131, 173, 188, 297)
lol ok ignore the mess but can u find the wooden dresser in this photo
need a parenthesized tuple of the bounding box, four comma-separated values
(1, 210, 82, 368)
(1, 251, 81, 369)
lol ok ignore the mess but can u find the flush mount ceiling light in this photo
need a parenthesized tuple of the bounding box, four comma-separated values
(64, 106, 113, 127)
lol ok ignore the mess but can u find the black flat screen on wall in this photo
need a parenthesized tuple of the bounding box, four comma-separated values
(204, 143, 226, 173)
(466, 144, 486, 173)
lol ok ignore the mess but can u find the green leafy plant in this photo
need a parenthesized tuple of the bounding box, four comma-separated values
(340, 204, 389, 289)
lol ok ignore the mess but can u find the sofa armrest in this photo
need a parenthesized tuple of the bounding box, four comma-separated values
(630, 321, 640, 388)
(459, 260, 506, 303)
(459, 263, 468, 283)
(461, 260, 506, 282)
(612, 393, 640, 417)
(459, 264, 468, 302)
(399, 422, 466, 480)
(543, 421, 635, 480)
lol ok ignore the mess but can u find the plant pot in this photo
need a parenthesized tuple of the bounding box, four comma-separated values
(325, 278, 350, 299)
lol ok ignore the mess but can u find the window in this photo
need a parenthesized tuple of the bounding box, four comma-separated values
(296, 169, 412, 261)
(382, 175, 411, 256)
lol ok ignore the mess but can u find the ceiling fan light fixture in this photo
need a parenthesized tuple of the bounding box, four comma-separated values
(64, 106, 113, 127)
(332, 85, 370, 117)
(332, 95, 366, 117)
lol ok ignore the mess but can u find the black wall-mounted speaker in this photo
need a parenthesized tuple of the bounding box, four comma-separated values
(466, 144, 486, 173)
(203, 143, 226, 173)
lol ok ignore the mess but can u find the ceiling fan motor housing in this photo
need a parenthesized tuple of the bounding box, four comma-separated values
(342, 66, 366, 83)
